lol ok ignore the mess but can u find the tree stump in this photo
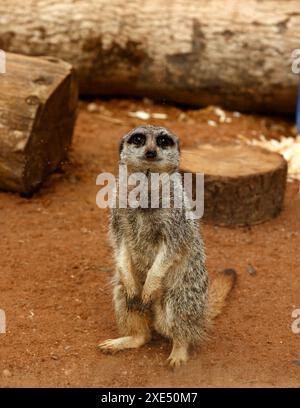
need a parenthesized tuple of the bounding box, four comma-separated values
(180, 144, 288, 226)
(0, 52, 78, 194)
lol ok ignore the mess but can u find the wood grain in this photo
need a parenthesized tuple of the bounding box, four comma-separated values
(0, 0, 299, 113)
(0, 53, 78, 194)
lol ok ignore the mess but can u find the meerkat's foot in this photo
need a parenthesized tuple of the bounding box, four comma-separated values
(167, 341, 189, 369)
(97, 335, 149, 354)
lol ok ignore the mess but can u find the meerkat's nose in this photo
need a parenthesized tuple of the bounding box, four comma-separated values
(145, 150, 157, 160)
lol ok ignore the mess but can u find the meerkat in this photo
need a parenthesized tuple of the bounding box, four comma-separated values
(98, 125, 236, 367)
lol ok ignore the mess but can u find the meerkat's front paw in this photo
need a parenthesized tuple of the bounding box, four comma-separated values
(141, 275, 161, 305)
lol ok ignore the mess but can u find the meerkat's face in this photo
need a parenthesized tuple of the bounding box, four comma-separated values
(119, 125, 180, 173)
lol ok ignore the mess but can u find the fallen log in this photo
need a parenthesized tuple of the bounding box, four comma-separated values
(0, 0, 299, 114)
(180, 144, 287, 226)
(0, 52, 78, 194)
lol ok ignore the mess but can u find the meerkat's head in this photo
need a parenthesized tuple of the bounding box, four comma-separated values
(119, 125, 180, 173)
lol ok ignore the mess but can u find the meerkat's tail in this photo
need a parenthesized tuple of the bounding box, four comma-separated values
(208, 268, 237, 320)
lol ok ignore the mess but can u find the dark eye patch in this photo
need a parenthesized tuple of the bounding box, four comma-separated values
(128, 133, 146, 147)
(156, 134, 175, 148)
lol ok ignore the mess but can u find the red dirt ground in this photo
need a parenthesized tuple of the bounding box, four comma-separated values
(0, 99, 299, 387)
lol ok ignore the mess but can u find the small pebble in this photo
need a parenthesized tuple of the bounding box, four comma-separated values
(128, 111, 150, 120)
(3, 369, 12, 377)
(247, 264, 257, 276)
(152, 112, 168, 120)
(207, 120, 217, 127)
(87, 102, 99, 113)
(178, 112, 187, 121)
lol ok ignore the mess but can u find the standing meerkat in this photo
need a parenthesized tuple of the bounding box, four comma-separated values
(98, 125, 236, 367)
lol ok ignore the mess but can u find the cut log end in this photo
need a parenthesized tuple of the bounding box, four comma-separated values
(0, 53, 78, 194)
(180, 144, 288, 226)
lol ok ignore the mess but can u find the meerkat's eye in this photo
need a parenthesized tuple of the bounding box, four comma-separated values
(128, 133, 146, 147)
(156, 134, 175, 149)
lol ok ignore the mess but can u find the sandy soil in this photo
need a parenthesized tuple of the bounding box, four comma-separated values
(0, 99, 299, 387)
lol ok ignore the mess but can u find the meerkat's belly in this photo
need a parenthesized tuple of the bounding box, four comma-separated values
(125, 210, 163, 280)
(128, 233, 161, 279)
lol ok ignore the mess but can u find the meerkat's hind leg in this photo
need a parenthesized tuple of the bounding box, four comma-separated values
(167, 340, 189, 368)
(98, 334, 149, 354)
(98, 285, 152, 354)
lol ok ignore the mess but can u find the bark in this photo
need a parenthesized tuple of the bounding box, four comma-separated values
(0, 0, 299, 114)
(180, 144, 287, 226)
(0, 52, 78, 194)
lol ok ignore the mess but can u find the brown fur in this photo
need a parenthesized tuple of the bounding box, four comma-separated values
(208, 269, 237, 320)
